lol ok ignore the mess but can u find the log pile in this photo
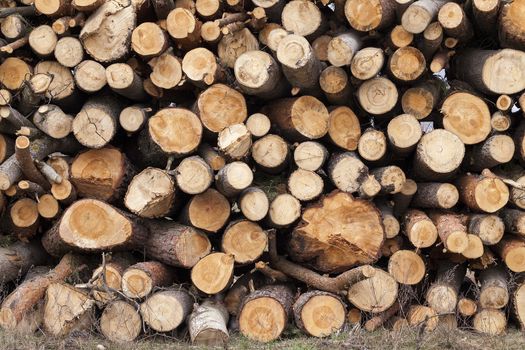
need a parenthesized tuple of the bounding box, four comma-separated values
(1, 0, 525, 344)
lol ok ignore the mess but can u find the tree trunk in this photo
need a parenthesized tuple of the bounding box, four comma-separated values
(364, 302, 400, 332)
(197, 143, 225, 171)
(0, 253, 86, 330)
(293, 291, 346, 337)
(79, 0, 135, 63)
(388, 250, 426, 285)
(217, 28, 258, 69)
(464, 134, 515, 171)
(43, 283, 94, 336)
(403, 209, 438, 248)
(288, 191, 384, 273)
(140, 289, 193, 332)
(472, 0, 500, 35)
(407, 305, 438, 332)
(438, 2, 473, 43)
(413, 129, 465, 181)
(90, 253, 135, 304)
(42, 199, 148, 257)
(221, 220, 267, 265)
(238, 285, 293, 343)
(188, 300, 229, 346)
(122, 261, 175, 299)
(387, 25, 414, 49)
(54, 37, 84, 68)
(9, 197, 40, 241)
(287, 169, 323, 202)
(429, 212, 469, 253)
(411, 182, 458, 209)
(191, 252, 234, 294)
(371, 165, 407, 194)
(71, 147, 132, 202)
(245, 113, 270, 139)
(217, 124, 252, 161)
(294, 141, 328, 172)
(456, 174, 509, 213)
(182, 48, 225, 88)
(387, 114, 422, 155)
(181, 188, 230, 233)
(148, 52, 183, 89)
(33, 105, 74, 140)
(106, 63, 147, 101)
(468, 214, 504, 246)
(100, 300, 142, 342)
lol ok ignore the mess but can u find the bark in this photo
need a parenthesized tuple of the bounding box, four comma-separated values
(188, 300, 229, 346)
(429, 211, 469, 253)
(0, 241, 48, 284)
(479, 266, 509, 309)
(411, 182, 459, 209)
(464, 134, 515, 171)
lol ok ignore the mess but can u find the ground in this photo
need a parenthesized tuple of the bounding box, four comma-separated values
(1, 326, 525, 350)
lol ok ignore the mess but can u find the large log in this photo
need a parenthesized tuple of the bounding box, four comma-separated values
(42, 199, 148, 256)
(288, 191, 384, 273)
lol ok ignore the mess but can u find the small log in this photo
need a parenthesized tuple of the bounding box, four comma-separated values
(73, 60, 107, 93)
(371, 165, 406, 194)
(401, 79, 441, 120)
(54, 37, 83, 68)
(276, 34, 322, 91)
(188, 300, 229, 346)
(472, 309, 506, 335)
(148, 52, 183, 89)
(500, 208, 525, 237)
(15, 136, 50, 190)
(73, 96, 121, 148)
(221, 220, 267, 265)
(91, 253, 135, 304)
(468, 214, 504, 246)
(388, 250, 425, 285)
(217, 124, 252, 160)
(513, 279, 525, 329)
(119, 105, 151, 134)
(413, 129, 465, 181)
(387, 25, 414, 49)
(479, 266, 509, 309)
(462, 234, 484, 259)
(238, 285, 293, 342)
(496, 95, 513, 112)
(28, 25, 57, 57)
(43, 283, 94, 337)
(357, 77, 398, 116)
(388, 46, 426, 83)
(106, 63, 147, 101)
(365, 302, 400, 332)
(268, 193, 301, 228)
(100, 300, 142, 342)
(293, 291, 346, 337)
(411, 182, 459, 209)
(457, 298, 477, 317)
(191, 252, 234, 294)
(175, 156, 213, 195)
(401, 0, 448, 34)
(441, 91, 491, 145)
(37, 194, 60, 219)
(0, 253, 86, 330)
(234, 50, 286, 99)
(387, 114, 422, 154)
(224, 272, 265, 316)
(407, 305, 438, 332)
(245, 113, 270, 139)
(328, 152, 368, 193)
(33, 105, 73, 139)
(350, 47, 385, 81)
(1, 15, 27, 41)
(0, 58, 32, 91)
(79, 0, 136, 63)
(429, 212, 469, 253)
(166, 8, 202, 50)
(71, 147, 131, 202)
(217, 28, 258, 68)
(358, 129, 387, 163)
(347, 268, 398, 313)
(472, 0, 500, 35)
(426, 262, 466, 314)
(281, 0, 326, 39)
(140, 289, 193, 332)
(345, 0, 395, 31)
(319, 67, 352, 106)
(381, 236, 403, 257)
(403, 209, 438, 248)
(42, 199, 148, 257)
(464, 134, 515, 171)
(182, 47, 225, 87)
(215, 161, 253, 198)
(194, 84, 247, 134)
(51, 179, 77, 205)
(294, 141, 328, 172)
(131, 22, 168, 58)
(144, 220, 210, 270)
(181, 188, 230, 233)
(125, 167, 176, 218)
(437, 2, 473, 43)
(393, 179, 417, 217)
(358, 175, 382, 199)
(122, 261, 175, 299)
(327, 32, 362, 67)
(419, 21, 443, 59)
(238, 187, 269, 222)
(326, 106, 361, 151)
(456, 174, 509, 213)
(499, 0, 525, 51)
(0, 133, 14, 164)
(288, 191, 384, 273)
(288, 169, 323, 202)
(252, 134, 290, 174)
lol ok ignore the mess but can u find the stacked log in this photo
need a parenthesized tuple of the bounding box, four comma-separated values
(1, 0, 525, 345)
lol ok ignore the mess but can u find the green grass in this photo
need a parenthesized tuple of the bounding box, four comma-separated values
(1, 326, 525, 350)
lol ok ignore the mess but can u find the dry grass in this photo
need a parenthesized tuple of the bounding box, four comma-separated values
(1, 326, 525, 350)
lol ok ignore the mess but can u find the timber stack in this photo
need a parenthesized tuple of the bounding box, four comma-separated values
(1, 0, 525, 344)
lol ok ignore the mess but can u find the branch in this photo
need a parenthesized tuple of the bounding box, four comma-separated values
(267, 230, 375, 296)
(254, 261, 289, 283)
